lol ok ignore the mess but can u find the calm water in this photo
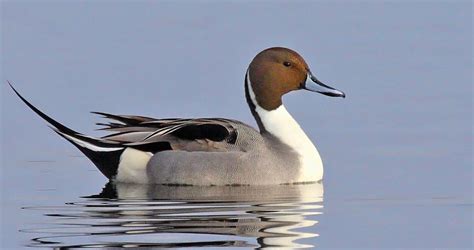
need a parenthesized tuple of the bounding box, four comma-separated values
(22, 183, 324, 248)
(2, 1, 472, 249)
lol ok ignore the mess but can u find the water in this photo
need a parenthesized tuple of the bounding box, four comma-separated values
(1, 1, 472, 249)
(22, 183, 323, 248)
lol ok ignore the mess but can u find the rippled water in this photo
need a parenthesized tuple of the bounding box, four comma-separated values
(21, 183, 323, 248)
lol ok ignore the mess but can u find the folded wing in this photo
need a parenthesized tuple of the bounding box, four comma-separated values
(93, 112, 239, 152)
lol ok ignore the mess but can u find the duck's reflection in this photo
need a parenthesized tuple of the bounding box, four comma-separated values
(27, 182, 324, 248)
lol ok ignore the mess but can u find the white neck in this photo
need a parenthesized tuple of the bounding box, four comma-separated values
(246, 72, 323, 182)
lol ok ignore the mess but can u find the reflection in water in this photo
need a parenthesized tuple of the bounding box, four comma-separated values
(23, 182, 324, 248)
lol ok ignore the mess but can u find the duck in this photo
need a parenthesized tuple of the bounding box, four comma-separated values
(10, 47, 345, 186)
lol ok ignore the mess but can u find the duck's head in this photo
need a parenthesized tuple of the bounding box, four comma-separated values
(247, 47, 345, 110)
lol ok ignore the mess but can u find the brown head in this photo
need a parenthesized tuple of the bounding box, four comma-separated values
(246, 47, 345, 111)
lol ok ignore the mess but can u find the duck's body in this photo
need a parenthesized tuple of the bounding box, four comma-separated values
(146, 120, 302, 185)
(11, 47, 345, 186)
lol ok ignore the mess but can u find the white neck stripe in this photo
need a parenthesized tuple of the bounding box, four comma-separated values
(246, 70, 323, 181)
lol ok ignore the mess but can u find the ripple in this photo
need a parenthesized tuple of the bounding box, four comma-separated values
(22, 182, 324, 248)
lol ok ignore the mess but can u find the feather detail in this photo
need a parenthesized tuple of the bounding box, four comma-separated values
(93, 112, 240, 145)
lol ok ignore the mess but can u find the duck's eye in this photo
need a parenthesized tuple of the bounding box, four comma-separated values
(283, 61, 292, 67)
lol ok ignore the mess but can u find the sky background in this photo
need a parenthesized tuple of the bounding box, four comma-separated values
(1, 1, 472, 248)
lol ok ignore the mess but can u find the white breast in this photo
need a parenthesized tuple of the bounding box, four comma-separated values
(246, 72, 323, 182)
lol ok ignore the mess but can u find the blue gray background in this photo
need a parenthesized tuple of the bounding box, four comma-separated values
(1, 1, 472, 248)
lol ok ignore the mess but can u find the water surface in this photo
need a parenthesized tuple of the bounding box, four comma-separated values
(23, 183, 324, 248)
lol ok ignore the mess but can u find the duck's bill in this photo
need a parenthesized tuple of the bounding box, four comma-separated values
(304, 72, 345, 98)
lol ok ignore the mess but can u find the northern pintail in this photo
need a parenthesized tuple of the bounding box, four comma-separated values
(10, 47, 345, 185)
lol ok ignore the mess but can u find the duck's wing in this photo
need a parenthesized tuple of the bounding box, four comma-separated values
(93, 112, 240, 152)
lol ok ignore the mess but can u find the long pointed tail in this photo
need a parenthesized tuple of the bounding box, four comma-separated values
(8, 81, 124, 179)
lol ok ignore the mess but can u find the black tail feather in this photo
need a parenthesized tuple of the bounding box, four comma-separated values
(51, 129, 123, 178)
(9, 81, 124, 179)
(8, 81, 78, 135)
